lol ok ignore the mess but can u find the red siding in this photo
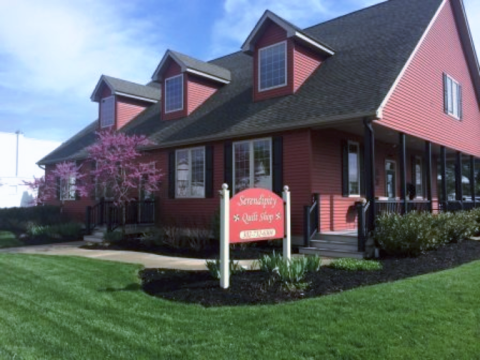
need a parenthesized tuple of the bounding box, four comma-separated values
(253, 21, 294, 102)
(162, 61, 187, 121)
(115, 96, 148, 130)
(293, 42, 323, 92)
(382, 0, 480, 157)
(186, 74, 220, 116)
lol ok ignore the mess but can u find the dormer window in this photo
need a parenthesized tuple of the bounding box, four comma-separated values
(100, 96, 115, 128)
(259, 41, 287, 91)
(165, 74, 184, 113)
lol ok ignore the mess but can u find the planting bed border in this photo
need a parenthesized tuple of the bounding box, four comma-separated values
(140, 240, 480, 307)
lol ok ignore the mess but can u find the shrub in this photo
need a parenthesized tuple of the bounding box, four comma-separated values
(186, 223, 212, 252)
(434, 211, 477, 243)
(26, 222, 82, 241)
(0, 206, 68, 232)
(273, 257, 309, 291)
(328, 258, 382, 271)
(205, 259, 245, 280)
(140, 228, 165, 247)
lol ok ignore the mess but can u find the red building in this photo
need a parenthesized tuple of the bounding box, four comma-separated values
(39, 0, 480, 258)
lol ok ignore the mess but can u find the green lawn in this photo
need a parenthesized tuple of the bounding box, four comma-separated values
(0, 231, 22, 249)
(1, 255, 479, 360)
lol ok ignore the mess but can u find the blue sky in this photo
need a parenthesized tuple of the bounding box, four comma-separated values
(0, 0, 479, 143)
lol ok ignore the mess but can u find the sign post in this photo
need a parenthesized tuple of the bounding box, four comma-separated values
(220, 184, 230, 289)
(283, 186, 291, 260)
(219, 184, 291, 289)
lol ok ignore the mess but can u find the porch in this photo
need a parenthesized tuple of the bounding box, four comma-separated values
(301, 120, 480, 258)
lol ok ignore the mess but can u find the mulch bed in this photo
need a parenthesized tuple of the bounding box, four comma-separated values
(82, 240, 285, 260)
(140, 240, 480, 307)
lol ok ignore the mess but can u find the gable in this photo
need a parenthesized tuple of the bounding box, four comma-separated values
(381, 0, 480, 157)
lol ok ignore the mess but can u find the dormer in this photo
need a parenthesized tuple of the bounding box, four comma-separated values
(91, 75, 161, 130)
(151, 50, 231, 120)
(242, 10, 335, 102)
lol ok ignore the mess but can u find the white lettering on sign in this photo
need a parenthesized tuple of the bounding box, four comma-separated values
(237, 194, 278, 209)
(238, 211, 282, 225)
(240, 229, 276, 240)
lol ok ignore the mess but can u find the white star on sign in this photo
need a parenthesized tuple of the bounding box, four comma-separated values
(276, 212, 281, 220)
(233, 214, 240, 222)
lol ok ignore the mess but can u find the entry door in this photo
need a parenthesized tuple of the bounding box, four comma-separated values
(385, 160, 396, 199)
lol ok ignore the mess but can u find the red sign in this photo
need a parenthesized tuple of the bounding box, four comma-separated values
(229, 188, 284, 243)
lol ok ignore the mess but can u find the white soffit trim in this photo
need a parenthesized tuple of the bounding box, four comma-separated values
(376, 0, 447, 119)
(294, 32, 335, 55)
(186, 68, 230, 84)
(114, 92, 158, 103)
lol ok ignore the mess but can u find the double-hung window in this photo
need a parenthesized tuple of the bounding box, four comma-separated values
(348, 141, 361, 196)
(176, 147, 205, 198)
(414, 156, 423, 198)
(233, 138, 272, 194)
(100, 96, 115, 128)
(165, 74, 184, 113)
(258, 41, 287, 91)
(60, 176, 76, 201)
(444, 74, 462, 119)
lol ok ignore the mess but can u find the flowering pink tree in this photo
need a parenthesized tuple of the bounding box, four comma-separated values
(86, 131, 163, 231)
(24, 162, 87, 207)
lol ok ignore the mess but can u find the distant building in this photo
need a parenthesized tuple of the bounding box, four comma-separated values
(0, 131, 60, 208)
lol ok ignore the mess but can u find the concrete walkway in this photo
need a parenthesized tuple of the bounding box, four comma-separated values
(0, 242, 258, 270)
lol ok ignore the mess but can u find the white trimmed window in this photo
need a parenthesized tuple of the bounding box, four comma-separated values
(176, 147, 205, 198)
(258, 41, 287, 91)
(100, 96, 115, 128)
(445, 74, 462, 119)
(348, 141, 360, 196)
(60, 176, 76, 201)
(414, 157, 423, 198)
(233, 138, 272, 194)
(165, 74, 184, 113)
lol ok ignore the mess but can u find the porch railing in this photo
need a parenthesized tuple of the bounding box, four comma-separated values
(86, 198, 156, 235)
(303, 193, 320, 247)
(375, 199, 431, 217)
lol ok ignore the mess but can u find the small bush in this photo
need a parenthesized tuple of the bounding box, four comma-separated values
(26, 222, 82, 241)
(434, 211, 477, 244)
(140, 228, 165, 247)
(186, 223, 212, 252)
(103, 231, 124, 243)
(328, 258, 382, 271)
(374, 212, 440, 257)
(205, 259, 245, 280)
(0, 206, 68, 232)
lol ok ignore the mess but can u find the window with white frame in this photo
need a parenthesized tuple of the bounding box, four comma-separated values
(259, 41, 287, 91)
(60, 176, 76, 201)
(233, 138, 272, 194)
(445, 74, 461, 119)
(176, 147, 205, 198)
(100, 96, 115, 128)
(165, 74, 184, 113)
(348, 142, 360, 196)
(414, 157, 423, 197)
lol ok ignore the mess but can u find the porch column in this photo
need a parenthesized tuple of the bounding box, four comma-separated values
(455, 151, 463, 203)
(425, 141, 433, 211)
(399, 133, 407, 214)
(363, 118, 376, 230)
(470, 156, 476, 206)
(440, 146, 448, 211)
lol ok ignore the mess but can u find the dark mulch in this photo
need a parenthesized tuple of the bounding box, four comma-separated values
(82, 239, 285, 260)
(140, 240, 480, 307)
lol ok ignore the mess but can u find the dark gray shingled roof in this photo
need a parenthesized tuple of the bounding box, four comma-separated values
(93, 75, 161, 101)
(169, 50, 232, 82)
(39, 0, 444, 165)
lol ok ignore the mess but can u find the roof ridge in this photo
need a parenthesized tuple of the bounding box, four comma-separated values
(103, 74, 153, 88)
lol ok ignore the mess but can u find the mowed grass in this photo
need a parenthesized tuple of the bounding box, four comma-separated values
(1, 255, 480, 360)
(0, 231, 22, 249)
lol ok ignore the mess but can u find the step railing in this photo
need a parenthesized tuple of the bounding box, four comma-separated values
(86, 198, 156, 234)
(303, 193, 320, 247)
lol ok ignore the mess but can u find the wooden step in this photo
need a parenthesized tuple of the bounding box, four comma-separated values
(310, 239, 358, 252)
(299, 247, 364, 259)
(83, 235, 103, 243)
(313, 234, 358, 243)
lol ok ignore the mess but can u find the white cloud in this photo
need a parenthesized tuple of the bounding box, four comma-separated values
(0, 0, 161, 97)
